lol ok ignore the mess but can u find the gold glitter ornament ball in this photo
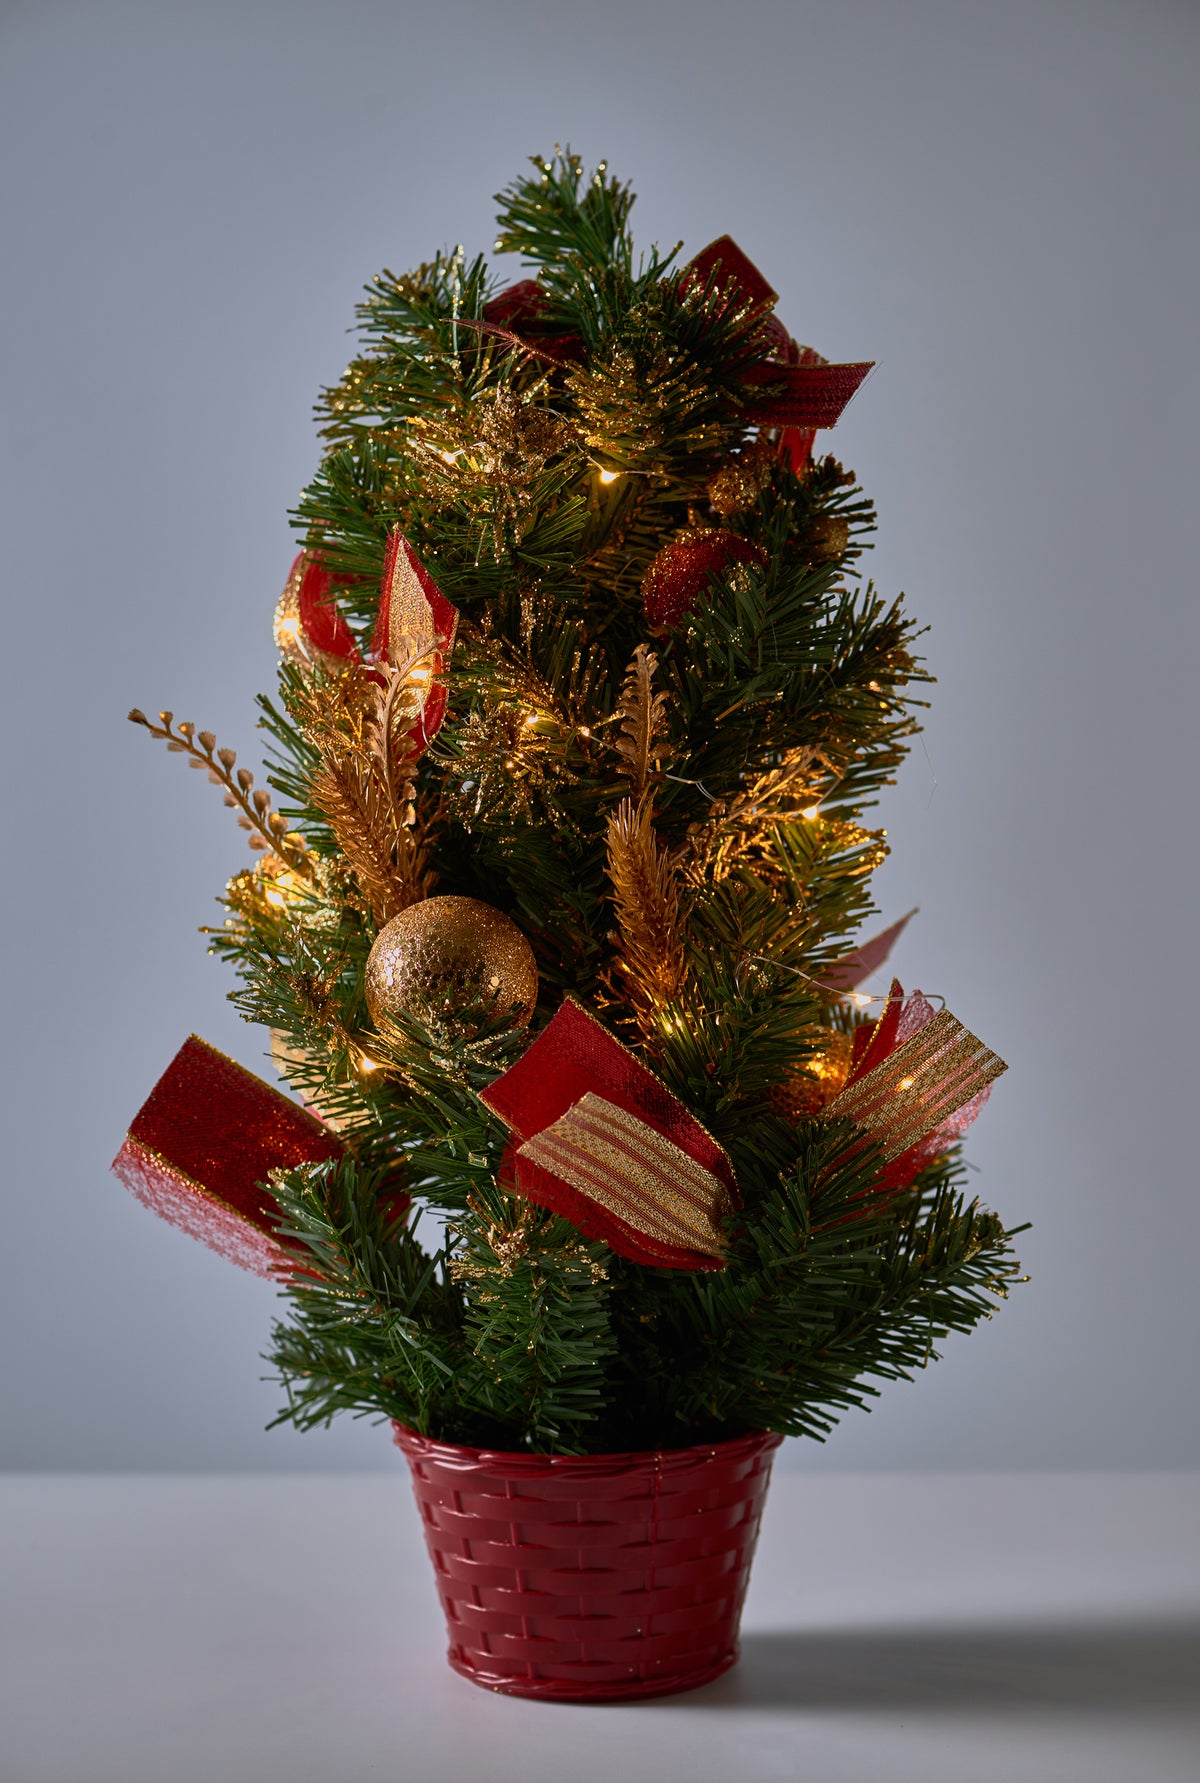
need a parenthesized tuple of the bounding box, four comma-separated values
(365, 896, 539, 1036)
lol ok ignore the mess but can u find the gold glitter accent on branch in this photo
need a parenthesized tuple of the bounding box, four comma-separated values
(767, 1030, 854, 1122)
(606, 794, 687, 1030)
(611, 643, 671, 797)
(286, 658, 436, 923)
(707, 440, 774, 518)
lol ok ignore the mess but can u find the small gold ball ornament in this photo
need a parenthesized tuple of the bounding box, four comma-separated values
(365, 896, 539, 1036)
(809, 516, 851, 563)
(767, 1029, 855, 1124)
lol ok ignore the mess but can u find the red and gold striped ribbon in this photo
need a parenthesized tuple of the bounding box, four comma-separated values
(517, 1093, 733, 1260)
(824, 1009, 1006, 1163)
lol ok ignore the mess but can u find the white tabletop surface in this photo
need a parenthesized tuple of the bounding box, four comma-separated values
(2, 1469, 1197, 1783)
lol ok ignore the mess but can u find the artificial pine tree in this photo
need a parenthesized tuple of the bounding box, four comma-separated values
(120, 150, 1023, 1466)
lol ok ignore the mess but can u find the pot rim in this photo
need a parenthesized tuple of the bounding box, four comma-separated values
(392, 1421, 783, 1474)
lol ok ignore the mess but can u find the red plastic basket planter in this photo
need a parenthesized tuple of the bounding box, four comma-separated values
(393, 1424, 783, 1702)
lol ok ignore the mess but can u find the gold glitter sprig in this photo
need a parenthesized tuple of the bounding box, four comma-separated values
(606, 794, 687, 1030)
(309, 752, 431, 924)
(128, 709, 315, 877)
(611, 643, 671, 798)
(285, 661, 436, 923)
(685, 746, 830, 882)
(450, 1197, 608, 1291)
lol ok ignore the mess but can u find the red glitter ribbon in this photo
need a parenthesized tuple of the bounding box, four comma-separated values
(822, 910, 916, 993)
(738, 357, 873, 430)
(111, 1036, 347, 1275)
(685, 235, 873, 449)
(480, 998, 739, 1272)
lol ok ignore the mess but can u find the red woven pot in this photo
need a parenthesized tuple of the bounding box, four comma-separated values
(393, 1424, 782, 1702)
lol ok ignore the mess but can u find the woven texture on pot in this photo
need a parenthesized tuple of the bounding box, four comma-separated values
(393, 1425, 783, 1701)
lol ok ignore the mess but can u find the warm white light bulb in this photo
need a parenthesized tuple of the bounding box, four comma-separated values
(803, 805, 821, 821)
(597, 468, 620, 485)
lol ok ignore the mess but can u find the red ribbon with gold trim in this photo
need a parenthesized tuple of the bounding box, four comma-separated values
(111, 1036, 406, 1276)
(480, 998, 739, 1272)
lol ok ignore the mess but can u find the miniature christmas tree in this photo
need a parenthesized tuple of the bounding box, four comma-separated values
(119, 151, 1023, 1458)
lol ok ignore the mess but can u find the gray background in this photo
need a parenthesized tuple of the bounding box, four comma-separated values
(1, 0, 1196, 1472)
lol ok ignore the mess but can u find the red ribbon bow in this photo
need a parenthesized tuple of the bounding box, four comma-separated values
(475, 239, 870, 469)
(112, 1037, 347, 1275)
(480, 998, 739, 1272)
(826, 981, 1006, 1194)
(686, 236, 873, 467)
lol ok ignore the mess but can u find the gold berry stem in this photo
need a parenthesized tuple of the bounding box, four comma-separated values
(128, 708, 316, 880)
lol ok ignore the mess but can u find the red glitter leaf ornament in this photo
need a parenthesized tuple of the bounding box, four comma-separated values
(642, 529, 769, 631)
(274, 551, 362, 669)
(295, 553, 360, 659)
(481, 998, 740, 1272)
(823, 911, 917, 993)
